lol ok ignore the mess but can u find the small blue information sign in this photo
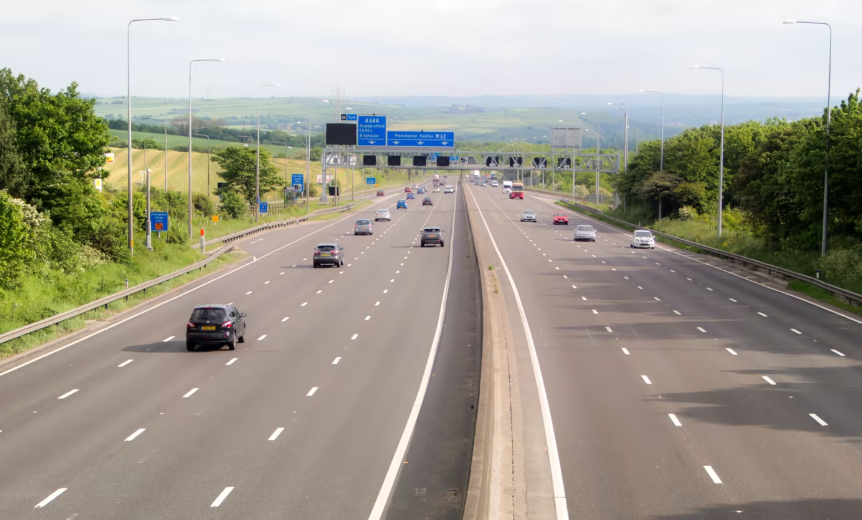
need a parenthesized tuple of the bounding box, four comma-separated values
(358, 116, 387, 146)
(366, 177, 376, 185)
(291, 173, 304, 191)
(340, 114, 358, 121)
(150, 211, 168, 231)
(259, 202, 268, 214)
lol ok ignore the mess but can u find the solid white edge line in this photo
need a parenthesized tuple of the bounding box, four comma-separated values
(34, 488, 67, 508)
(125, 428, 146, 442)
(791, 328, 802, 335)
(668, 413, 682, 427)
(704, 465, 722, 484)
(268, 427, 284, 441)
(210, 486, 234, 507)
(460, 185, 569, 520)
(810, 413, 828, 426)
(367, 185, 462, 520)
(831, 349, 846, 357)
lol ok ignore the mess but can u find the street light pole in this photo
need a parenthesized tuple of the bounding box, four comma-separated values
(691, 66, 725, 238)
(783, 19, 832, 256)
(256, 83, 281, 222)
(127, 16, 177, 256)
(188, 58, 224, 239)
(638, 90, 665, 172)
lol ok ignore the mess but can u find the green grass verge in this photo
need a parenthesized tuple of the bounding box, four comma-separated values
(787, 280, 862, 317)
(0, 246, 247, 360)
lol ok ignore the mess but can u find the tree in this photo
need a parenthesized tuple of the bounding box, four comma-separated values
(0, 97, 29, 198)
(639, 171, 681, 219)
(0, 191, 31, 288)
(211, 145, 282, 204)
(219, 190, 246, 219)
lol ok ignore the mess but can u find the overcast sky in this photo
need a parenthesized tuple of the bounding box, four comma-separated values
(2, 0, 861, 102)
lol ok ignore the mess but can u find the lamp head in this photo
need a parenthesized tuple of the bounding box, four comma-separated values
(782, 19, 797, 24)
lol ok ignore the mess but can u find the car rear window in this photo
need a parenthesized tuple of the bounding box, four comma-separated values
(635, 231, 652, 237)
(578, 225, 593, 231)
(317, 245, 336, 251)
(356, 219, 370, 225)
(524, 210, 536, 214)
(424, 228, 441, 233)
(191, 308, 226, 321)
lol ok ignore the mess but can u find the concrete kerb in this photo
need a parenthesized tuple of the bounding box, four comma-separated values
(463, 184, 529, 520)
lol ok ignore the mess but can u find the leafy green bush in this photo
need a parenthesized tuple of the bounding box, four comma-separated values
(817, 248, 862, 289)
(219, 190, 246, 219)
(193, 193, 215, 217)
(677, 206, 697, 221)
(0, 191, 30, 288)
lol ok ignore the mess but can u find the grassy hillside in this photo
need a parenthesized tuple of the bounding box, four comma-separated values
(108, 129, 291, 156)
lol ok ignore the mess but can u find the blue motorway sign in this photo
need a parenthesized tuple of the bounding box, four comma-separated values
(366, 177, 376, 185)
(259, 202, 268, 214)
(387, 131, 455, 148)
(150, 211, 168, 232)
(358, 116, 387, 146)
(340, 114, 358, 121)
(291, 173, 304, 191)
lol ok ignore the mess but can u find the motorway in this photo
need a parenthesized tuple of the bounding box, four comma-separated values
(0, 180, 479, 519)
(466, 182, 862, 519)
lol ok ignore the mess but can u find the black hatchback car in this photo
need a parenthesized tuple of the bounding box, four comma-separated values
(186, 304, 246, 351)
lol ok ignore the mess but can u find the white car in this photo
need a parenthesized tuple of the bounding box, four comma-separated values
(574, 224, 597, 242)
(520, 209, 537, 222)
(444, 186, 455, 194)
(433, 187, 440, 193)
(631, 230, 655, 249)
(374, 208, 391, 222)
(503, 187, 511, 195)
(491, 180, 499, 187)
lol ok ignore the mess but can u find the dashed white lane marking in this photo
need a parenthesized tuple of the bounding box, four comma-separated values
(624, 276, 629, 280)
(653, 297, 661, 301)
(303, 258, 307, 261)
(706, 287, 714, 291)
(268, 428, 284, 441)
(729, 298, 738, 302)
(34, 488, 67, 508)
(306, 387, 318, 397)
(621, 348, 630, 355)
(686, 278, 693, 281)
(352, 334, 359, 340)
(163, 336, 175, 342)
(758, 312, 768, 317)
(282, 317, 289, 322)
(258, 335, 267, 341)
(704, 466, 722, 484)
(332, 357, 341, 365)
(390, 279, 395, 282)
(592, 310, 598, 314)
(673, 311, 681, 315)
(118, 359, 133, 368)
(571, 285, 577, 289)
(317, 290, 322, 294)
(280, 272, 284, 275)
(329, 280, 334, 284)
(384, 289, 388, 294)
(58, 389, 78, 400)
(563, 275, 568, 278)
(555, 266, 560, 270)
(265, 281, 270, 285)
(790, 328, 802, 335)
(183, 388, 199, 398)
(582, 296, 587, 301)
(292, 264, 297, 267)
(301, 302, 308, 307)
(210, 487, 234, 507)
(670, 270, 676, 273)
(365, 316, 371, 321)
(726, 348, 738, 356)
(226, 358, 238, 365)
(348, 264, 352, 266)
(697, 327, 707, 333)
(641, 375, 652, 385)
(810, 413, 828, 427)
(605, 327, 613, 333)
(762, 376, 777, 385)
(611, 268, 616, 271)
(668, 414, 682, 427)
(246, 291, 253, 295)
(637, 286, 643, 290)
(831, 349, 846, 357)
(601, 261, 605, 264)
(125, 428, 146, 442)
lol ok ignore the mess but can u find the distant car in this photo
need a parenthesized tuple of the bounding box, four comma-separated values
(354, 219, 373, 235)
(491, 180, 499, 187)
(186, 304, 246, 352)
(412, 184, 418, 189)
(631, 230, 655, 249)
(423, 197, 433, 206)
(575, 225, 597, 242)
(377, 190, 384, 197)
(313, 243, 344, 268)
(444, 186, 455, 194)
(421, 226, 444, 247)
(405, 187, 412, 193)
(520, 209, 537, 222)
(433, 187, 440, 193)
(553, 213, 569, 225)
(417, 187, 427, 194)
(375, 208, 391, 221)
(407, 193, 415, 200)
(396, 199, 408, 209)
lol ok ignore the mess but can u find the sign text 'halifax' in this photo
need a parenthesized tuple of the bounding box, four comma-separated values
(387, 131, 454, 148)
(358, 116, 387, 146)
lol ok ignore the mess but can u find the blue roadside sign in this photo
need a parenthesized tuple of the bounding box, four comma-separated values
(259, 202, 268, 214)
(150, 211, 168, 231)
(387, 131, 455, 148)
(340, 114, 358, 121)
(291, 173, 304, 191)
(366, 177, 376, 185)
(358, 116, 387, 146)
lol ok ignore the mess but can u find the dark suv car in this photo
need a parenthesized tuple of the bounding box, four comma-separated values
(313, 243, 344, 267)
(420, 227, 445, 247)
(186, 304, 246, 351)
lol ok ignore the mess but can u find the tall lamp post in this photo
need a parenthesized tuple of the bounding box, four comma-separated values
(690, 66, 725, 238)
(783, 19, 832, 256)
(256, 83, 281, 222)
(127, 15, 178, 255)
(188, 58, 225, 239)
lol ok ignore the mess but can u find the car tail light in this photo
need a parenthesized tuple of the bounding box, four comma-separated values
(332, 250, 339, 255)
(187, 322, 195, 328)
(221, 321, 232, 328)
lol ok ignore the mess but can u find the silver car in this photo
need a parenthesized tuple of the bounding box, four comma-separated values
(444, 186, 455, 194)
(631, 230, 656, 249)
(520, 209, 538, 222)
(574, 224, 597, 242)
(375, 208, 391, 221)
(354, 219, 373, 235)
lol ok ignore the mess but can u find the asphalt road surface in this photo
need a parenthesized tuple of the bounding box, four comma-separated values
(0, 181, 477, 520)
(467, 183, 862, 520)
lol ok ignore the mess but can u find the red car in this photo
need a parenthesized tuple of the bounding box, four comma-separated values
(405, 187, 412, 193)
(377, 190, 384, 197)
(553, 213, 569, 225)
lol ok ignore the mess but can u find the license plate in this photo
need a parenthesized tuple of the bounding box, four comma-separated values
(201, 325, 216, 331)
(428, 234, 437, 238)
(321, 253, 330, 257)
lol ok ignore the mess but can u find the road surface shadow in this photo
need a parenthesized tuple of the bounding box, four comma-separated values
(648, 498, 862, 519)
